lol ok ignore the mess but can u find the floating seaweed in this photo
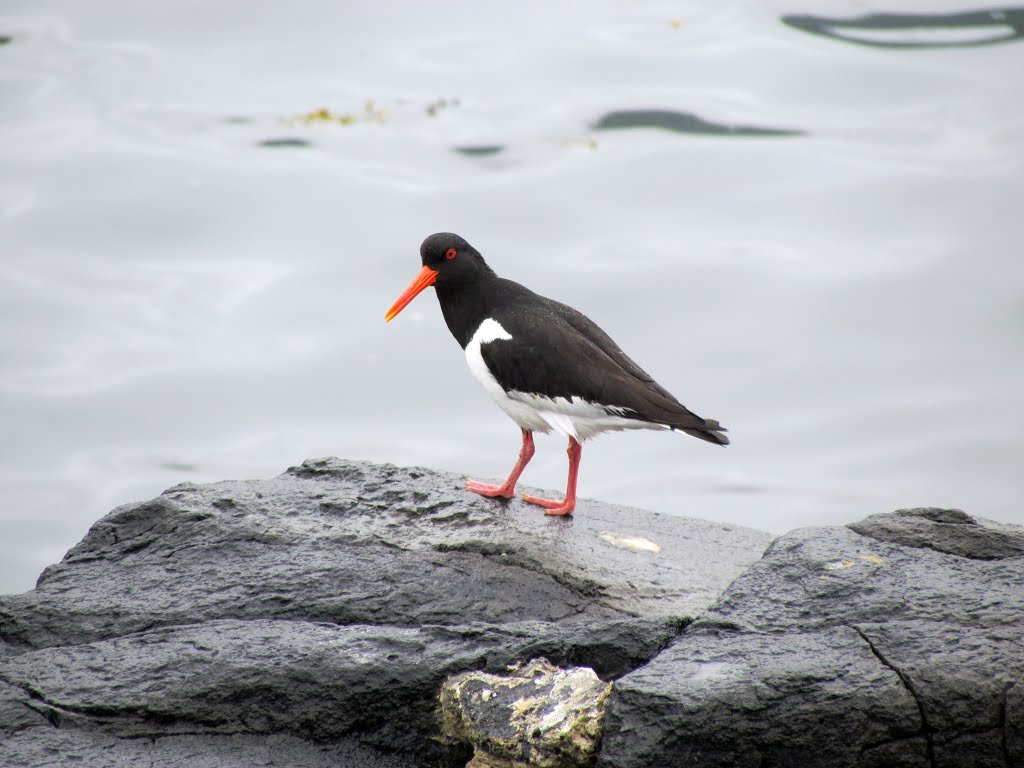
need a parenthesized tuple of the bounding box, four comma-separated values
(426, 98, 461, 117)
(453, 145, 505, 157)
(259, 137, 312, 149)
(783, 8, 1024, 48)
(288, 101, 386, 126)
(593, 109, 802, 138)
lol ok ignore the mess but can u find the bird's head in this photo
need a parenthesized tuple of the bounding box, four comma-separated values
(385, 232, 493, 322)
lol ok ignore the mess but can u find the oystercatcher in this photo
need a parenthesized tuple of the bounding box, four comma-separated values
(385, 233, 728, 516)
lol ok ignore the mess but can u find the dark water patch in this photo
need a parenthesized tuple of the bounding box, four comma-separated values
(426, 98, 460, 117)
(161, 461, 199, 472)
(0, 35, 13, 46)
(258, 137, 312, 149)
(453, 145, 505, 157)
(782, 7, 1024, 48)
(593, 110, 803, 138)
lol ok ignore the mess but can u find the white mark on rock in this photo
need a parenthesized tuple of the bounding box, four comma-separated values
(599, 531, 662, 553)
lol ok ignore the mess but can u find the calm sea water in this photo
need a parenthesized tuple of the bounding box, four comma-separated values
(2, 1, 1022, 595)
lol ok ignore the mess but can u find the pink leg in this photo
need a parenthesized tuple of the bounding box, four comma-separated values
(522, 437, 581, 516)
(465, 429, 535, 499)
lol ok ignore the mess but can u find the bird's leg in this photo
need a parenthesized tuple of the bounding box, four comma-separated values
(465, 429, 535, 499)
(521, 437, 581, 516)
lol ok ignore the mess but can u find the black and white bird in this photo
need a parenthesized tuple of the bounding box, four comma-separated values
(385, 232, 728, 516)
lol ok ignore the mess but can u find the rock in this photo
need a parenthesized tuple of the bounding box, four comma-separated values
(1008, 684, 1024, 764)
(0, 458, 771, 767)
(1, 459, 770, 654)
(9, 459, 1015, 767)
(856, 620, 1024, 768)
(602, 626, 922, 767)
(848, 506, 1024, 560)
(2, 620, 506, 747)
(0, 678, 43, 732)
(440, 658, 611, 767)
(0, 730, 423, 768)
(692, 525, 1024, 633)
(598, 516, 1024, 767)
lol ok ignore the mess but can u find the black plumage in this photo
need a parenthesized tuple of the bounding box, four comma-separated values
(385, 232, 728, 516)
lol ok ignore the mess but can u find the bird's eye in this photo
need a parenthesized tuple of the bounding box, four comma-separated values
(445, 248, 457, 260)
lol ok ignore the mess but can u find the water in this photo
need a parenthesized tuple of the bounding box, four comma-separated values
(2, 1, 1023, 595)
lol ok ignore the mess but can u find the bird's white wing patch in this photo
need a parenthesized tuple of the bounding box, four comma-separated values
(465, 318, 552, 433)
(471, 317, 513, 346)
(464, 319, 512, 406)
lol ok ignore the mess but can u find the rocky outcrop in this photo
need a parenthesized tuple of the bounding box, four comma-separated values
(3, 462, 1021, 768)
(0, 458, 771, 767)
(598, 508, 1024, 767)
(849, 506, 1024, 560)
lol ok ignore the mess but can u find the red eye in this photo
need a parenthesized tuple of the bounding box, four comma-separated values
(445, 248, 457, 260)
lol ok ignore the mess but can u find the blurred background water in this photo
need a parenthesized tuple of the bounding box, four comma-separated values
(1, 0, 1022, 595)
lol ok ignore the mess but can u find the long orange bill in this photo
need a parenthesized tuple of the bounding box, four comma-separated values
(385, 265, 439, 322)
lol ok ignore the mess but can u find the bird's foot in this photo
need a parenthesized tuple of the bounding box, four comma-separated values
(465, 479, 515, 499)
(521, 493, 575, 516)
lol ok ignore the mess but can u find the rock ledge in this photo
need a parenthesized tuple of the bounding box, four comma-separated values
(0, 458, 769, 767)
(2, 462, 1021, 767)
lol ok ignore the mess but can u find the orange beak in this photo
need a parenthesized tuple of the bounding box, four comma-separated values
(385, 265, 439, 322)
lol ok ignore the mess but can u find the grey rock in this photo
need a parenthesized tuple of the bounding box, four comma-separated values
(691, 525, 1024, 633)
(0, 617, 690, 759)
(856, 621, 1024, 732)
(0, 620, 489, 746)
(1, 459, 770, 652)
(0, 679, 47, 732)
(0, 730, 421, 768)
(0, 458, 771, 766)
(857, 620, 1024, 767)
(848, 507, 1024, 560)
(10, 458, 1015, 768)
(601, 627, 921, 767)
(598, 512, 1024, 768)
(1007, 683, 1024, 765)
(858, 737, 931, 768)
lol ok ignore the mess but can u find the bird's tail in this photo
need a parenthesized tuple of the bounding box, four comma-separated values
(679, 419, 729, 446)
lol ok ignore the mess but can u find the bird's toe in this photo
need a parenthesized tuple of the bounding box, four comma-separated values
(465, 479, 515, 499)
(521, 492, 574, 515)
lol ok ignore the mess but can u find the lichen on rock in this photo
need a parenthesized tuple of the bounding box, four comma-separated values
(439, 659, 611, 768)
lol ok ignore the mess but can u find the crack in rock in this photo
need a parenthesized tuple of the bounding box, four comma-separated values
(854, 626, 934, 767)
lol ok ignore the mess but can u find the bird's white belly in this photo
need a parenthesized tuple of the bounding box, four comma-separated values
(464, 318, 668, 441)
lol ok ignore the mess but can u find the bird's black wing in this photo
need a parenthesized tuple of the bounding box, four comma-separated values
(480, 289, 727, 444)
